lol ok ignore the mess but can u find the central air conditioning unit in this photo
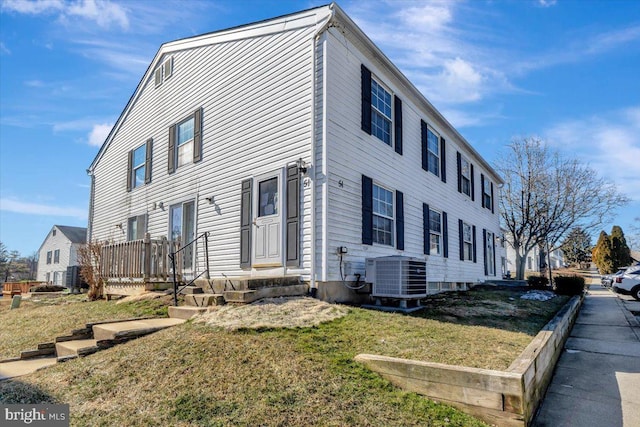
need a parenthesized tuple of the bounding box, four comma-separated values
(365, 256, 427, 299)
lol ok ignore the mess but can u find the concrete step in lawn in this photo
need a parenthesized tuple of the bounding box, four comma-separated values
(55, 339, 99, 359)
(0, 317, 186, 380)
(168, 306, 210, 320)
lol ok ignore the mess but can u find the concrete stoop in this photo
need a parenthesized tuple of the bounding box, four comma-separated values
(0, 317, 186, 380)
(168, 277, 310, 318)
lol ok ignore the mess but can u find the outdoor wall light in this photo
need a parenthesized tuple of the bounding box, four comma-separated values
(296, 158, 308, 174)
(205, 196, 215, 204)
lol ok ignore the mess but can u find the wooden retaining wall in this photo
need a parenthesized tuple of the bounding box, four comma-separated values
(355, 294, 583, 427)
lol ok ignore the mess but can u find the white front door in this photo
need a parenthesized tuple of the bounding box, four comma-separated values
(253, 171, 283, 267)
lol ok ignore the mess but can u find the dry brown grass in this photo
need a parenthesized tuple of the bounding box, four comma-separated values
(0, 294, 169, 360)
(197, 296, 350, 330)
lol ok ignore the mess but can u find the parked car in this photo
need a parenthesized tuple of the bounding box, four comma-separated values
(612, 266, 640, 300)
(602, 268, 627, 288)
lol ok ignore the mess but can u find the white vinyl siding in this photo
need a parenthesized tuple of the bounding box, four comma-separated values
(89, 15, 318, 279)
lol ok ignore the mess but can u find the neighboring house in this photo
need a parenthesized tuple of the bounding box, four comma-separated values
(505, 240, 565, 278)
(87, 3, 503, 302)
(37, 225, 87, 287)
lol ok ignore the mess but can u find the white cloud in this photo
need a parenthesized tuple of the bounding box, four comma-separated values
(1, 0, 64, 14)
(2, 0, 129, 30)
(88, 123, 112, 146)
(545, 107, 640, 200)
(0, 198, 86, 219)
(538, 0, 557, 7)
(0, 41, 11, 55)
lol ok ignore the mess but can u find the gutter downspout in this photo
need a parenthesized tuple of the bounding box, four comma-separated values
(309, 5, 335, 295)
(86, 169, 95, 243)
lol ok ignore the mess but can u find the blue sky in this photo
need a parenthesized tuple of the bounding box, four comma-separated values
(1, 0, 639, 256)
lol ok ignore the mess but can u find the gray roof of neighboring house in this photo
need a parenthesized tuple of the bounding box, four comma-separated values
(631, 250, 640, 262)
(55, 225, 87, 244)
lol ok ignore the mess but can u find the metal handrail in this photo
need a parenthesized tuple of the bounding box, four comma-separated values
(170, 231, 210, 306)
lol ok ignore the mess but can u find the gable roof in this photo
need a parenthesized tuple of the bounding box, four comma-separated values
(87, 2, 502, 184)
(56, 225, 87, 244)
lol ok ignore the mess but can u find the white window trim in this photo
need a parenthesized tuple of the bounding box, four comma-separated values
(427, 126, 441, 177)
(463, 221, 473, 261)
(370, 77, 393, 146)
(461, 155, 471, 197)
(429, 208, 442, 256)
(372, 182, 394, 247)
(131, 143, 147, 189)
(483, 176, 492, 208)
(176, 116, 195, 168)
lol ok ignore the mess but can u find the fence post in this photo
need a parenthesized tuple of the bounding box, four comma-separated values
(143, 233, 151, 281)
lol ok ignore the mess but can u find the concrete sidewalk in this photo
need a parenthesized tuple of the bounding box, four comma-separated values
(533, 285, 640, 427)
(0, 317, 185, 381)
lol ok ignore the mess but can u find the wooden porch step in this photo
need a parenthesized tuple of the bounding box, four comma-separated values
(184, 293, 225, 307)
(180, 286, 204, 295)
(55, 339, 99, 359)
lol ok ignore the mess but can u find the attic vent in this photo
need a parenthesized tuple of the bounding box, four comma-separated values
(154, 68, 162, 87)
(164, 56, 173, 80)
(154, 56, 173, 88)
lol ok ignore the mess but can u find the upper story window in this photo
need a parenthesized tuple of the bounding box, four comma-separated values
(372, 184, 394, 246)
(53, 249, 60, 263)
(46, 251, 52, 264)
(361, 65, 403, 155)
(427, 128, 440, 176)
(481, 174, 494, 212)
(461, 156, 472, 197)
(429, 208, 442, 255)
(168, 108, 202, 174)
(127, 139, 152, 192)
(177, 117, 195, 168)
(371, 79, 392, 146)
(421, 121, 446, 182)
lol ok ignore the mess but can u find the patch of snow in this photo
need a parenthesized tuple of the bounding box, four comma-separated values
(520, 290, 556, 301)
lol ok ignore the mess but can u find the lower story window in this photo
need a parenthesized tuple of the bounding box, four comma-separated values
(463, 222, 473, 261)
(127, 214, 147, 241)
(486, 231, 495, 275)
(429, 209, 442, 255)
(372, 184, 394, 246)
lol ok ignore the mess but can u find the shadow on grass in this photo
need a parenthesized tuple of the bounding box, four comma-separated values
(406, 285, 571, 336)
(0, 378, 59, 404)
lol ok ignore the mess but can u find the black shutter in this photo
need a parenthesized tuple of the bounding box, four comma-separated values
(490, 182, 495, 214)
(361, 65, 372, 135)
(240, 179, 252, 268)
(440, 138, 446, 183)
(286, 165, 300, 267)
(126, 150, 133, 192)
(193, 107, 202, 163)
(145, 138, 153, 184)
(168, 124, 176, 174)
(396, 190, 404, 250)
(362, 175, 373, 245)
(456, 152, 462, 193)
(421, 120, 428, 172)
(492, 232, 497, 276)
(394, 95, 403, 155)
(472, 225, 477, 263)
(442, 211, 448, 258)
(481, 173, 486, 208)
(470, 164, 475, 201)
(483, 228, 488, 275)
(423, 203, 430, 255)
(458, 219, 464, 261)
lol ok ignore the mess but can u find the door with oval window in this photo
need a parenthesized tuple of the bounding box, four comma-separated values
(253, 171, 283, 267)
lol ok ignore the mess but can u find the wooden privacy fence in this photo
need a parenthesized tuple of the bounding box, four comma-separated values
(100, 234, 183, 281)
(2, 281, 44, 296)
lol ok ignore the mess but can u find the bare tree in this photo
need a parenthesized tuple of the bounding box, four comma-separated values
(495, 137, 629, 280)
(78, 242, 105, 300)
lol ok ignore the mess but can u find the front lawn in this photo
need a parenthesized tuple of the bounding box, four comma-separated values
(0, 286, 569, 426)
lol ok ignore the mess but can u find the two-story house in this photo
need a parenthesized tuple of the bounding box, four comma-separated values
(87, 3, 503, 303)
(37, 225, 87, 287)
